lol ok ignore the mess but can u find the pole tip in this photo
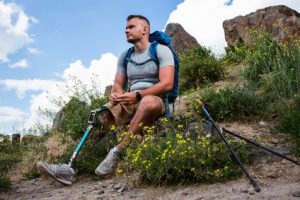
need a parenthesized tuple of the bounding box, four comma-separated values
(254, 186, 261, 193)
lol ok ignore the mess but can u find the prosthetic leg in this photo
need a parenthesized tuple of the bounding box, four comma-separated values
(68, 106, 109, 167)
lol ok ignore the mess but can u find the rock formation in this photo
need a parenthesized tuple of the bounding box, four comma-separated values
(223, 5, 300, 47)
(165, 23, 200, 55)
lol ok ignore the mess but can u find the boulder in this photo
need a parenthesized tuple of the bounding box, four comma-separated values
(52, 98, 86, 130)
(223, 5, 300, 47)
(165, 23, 200, 55)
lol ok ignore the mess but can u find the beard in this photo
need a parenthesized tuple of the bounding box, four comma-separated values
(127, 38, 139, 44)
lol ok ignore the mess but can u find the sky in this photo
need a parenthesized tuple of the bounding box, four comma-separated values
(0, 0, 299, 135)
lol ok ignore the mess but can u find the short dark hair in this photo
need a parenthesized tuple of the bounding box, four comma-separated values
(127, 15, 150, 27)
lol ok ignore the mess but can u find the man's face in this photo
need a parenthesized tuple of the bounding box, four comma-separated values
(125, 18, 147, 44)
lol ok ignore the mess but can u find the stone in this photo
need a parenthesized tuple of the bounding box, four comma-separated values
(12, 134, 20, 150)
(113, 183, 122, 190)
(292, 191, 300, 197)
(52, 98, 87, 130)
(117, 187, 126, 193)
(181, 192, 189, 196)
(104, 85, 112, 97)
(165, 23, 200, 55)
(258, 121, 267, 127)
(223, 5, 300, 47)
(98, 189, 105, 195)
(267, 172, 281, 179)
(240, 188, 249, 193)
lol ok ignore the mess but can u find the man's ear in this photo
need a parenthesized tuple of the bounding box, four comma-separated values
(142, 27, 147, 35)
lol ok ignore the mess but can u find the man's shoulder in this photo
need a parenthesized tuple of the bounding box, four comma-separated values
(155, 43, 173, 58)
(155, 43, 171, 52)
(120, 48, 131, 59)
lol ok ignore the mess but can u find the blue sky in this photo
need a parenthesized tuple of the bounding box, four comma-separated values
(0, 0, 299, 135)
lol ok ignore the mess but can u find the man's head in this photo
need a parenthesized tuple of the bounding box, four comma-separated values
(126, 15, 150, 44)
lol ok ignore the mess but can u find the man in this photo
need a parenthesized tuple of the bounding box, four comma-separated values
(37, 15, 175, 185)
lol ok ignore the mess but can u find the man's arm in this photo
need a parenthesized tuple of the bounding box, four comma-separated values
(109, 74, 126, 105)
(140, 65, 174, 96)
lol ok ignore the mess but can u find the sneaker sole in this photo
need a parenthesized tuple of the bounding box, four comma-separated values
(37, 163, 73, 186)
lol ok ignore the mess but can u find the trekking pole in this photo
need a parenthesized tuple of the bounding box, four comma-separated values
(195, 100, 261, 193)
(67, 107, 109, 167)
(222, 128, 300, 166)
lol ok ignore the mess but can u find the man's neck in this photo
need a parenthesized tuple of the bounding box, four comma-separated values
(134, 39, 150, 52)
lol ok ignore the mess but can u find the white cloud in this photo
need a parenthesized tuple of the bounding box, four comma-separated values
(0, 1, 35, 62)
(9, 59, 30, 68)
(1, 53, 118, 132)
(0, 79, 59, 99)
(0, 106, 26, 123)
(28, 47, 41, 55)
(167, 0, 300, 54)
(23, 53, 118, 130)
(63, 53, 118, 94)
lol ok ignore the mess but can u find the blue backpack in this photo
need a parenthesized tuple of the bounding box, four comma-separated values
(124, 31, 179, 118)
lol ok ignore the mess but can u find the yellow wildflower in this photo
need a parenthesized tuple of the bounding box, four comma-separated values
(110, 124, 116, 131)
(177, 124, 183, 129)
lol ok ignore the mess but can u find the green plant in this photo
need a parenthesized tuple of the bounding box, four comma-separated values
(222, 43, 248, 65)
(119, 117, 248, 184)
(0, 176, 12, 192)
(199, 86, 266, 121)
(0, 153, 22, 191)
(276, 96, 300, 155)
(179, 46, 224, 90)
(244, 31, 300, 99)
(0, 134, 13, 154)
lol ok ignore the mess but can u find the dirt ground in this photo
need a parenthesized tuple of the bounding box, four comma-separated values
(1, 122, 299, 200)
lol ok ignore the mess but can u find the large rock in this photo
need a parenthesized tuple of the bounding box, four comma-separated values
(223, 5, 300, 47)
(52, 98, 87, 130)
(165, 23, 200, 55)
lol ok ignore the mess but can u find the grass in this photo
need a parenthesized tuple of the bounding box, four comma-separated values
(198, 86, 266, 121)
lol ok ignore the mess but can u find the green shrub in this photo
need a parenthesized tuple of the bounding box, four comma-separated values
(0, 176, 12, 192)
(276, 96, 300, 155)
(222, 43, 248, 65)
(0, 153, 22, 191)
(236, 31, 300, 151)
(54, 96, 107, 140)
(119, 117, 248, 184)
(199, 86, 266, 121)
(0, 134, 13, 154)
(244, 32, 300, 99)
(58, 97, 90, 140)
(180, 46, 224, 90)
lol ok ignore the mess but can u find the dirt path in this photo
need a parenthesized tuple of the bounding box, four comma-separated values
(1, 123, 299, 200)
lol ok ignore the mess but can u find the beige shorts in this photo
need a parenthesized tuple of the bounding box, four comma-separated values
(105, 95, 164, 126)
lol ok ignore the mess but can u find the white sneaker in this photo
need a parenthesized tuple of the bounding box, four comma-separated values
(37, 162, 76, 185)
(95, 147, 120, 176)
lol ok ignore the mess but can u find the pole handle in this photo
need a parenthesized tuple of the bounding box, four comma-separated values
(195, 99, 205, 107)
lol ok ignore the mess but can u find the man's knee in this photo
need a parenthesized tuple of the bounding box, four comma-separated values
(138, 95, 163, 113)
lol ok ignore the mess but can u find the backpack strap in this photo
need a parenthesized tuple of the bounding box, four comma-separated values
(148, 41, 160, 67)
(149, 42, 175, 118)
(124, 47, 134, 74)
(123, 47, 135, 92)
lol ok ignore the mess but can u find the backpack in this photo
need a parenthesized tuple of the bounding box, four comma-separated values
(123, 31, 180, 118)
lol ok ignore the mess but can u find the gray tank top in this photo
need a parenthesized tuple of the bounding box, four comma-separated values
(116, 43, 174, 91)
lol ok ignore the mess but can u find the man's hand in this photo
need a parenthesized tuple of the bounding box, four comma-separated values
(109, 92, 120, 105)
(116, 92, 137, 105)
